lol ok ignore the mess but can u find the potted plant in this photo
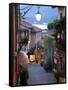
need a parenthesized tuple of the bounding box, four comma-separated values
(43, 57, 53, 72)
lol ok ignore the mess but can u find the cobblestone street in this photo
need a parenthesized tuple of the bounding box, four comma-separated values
(27, 64, 56, 85)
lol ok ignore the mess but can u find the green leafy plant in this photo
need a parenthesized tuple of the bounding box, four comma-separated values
(21, 36, 28, 46)
(44, 57, 53, 71)
(48, 16, 66, 35)
(48, 22, 54, 30)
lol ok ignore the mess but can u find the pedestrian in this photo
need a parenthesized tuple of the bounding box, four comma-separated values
(17, 45, 29, 86)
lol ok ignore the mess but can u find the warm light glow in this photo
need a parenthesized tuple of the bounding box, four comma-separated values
(57, 33, 60, 39)
(28, 40, 30, 43)
(35, 13, 42, 21)
(30, 55, 35, 61)
(54, 58, 57, 64)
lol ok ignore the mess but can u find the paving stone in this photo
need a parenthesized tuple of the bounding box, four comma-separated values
(27, 64, 56, 85)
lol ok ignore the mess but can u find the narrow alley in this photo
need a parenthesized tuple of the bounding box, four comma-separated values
(27, 64, 56, 85)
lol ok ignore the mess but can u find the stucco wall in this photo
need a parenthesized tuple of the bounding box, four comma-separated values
(29, 32, 42, 48)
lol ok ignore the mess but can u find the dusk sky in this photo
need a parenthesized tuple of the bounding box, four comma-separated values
(20, 5, 58, 24)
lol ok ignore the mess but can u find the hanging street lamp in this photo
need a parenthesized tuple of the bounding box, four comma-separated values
(35, 6, 42, 21)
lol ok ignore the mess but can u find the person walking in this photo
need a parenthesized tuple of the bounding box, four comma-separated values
(17, 45, 29, 86)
